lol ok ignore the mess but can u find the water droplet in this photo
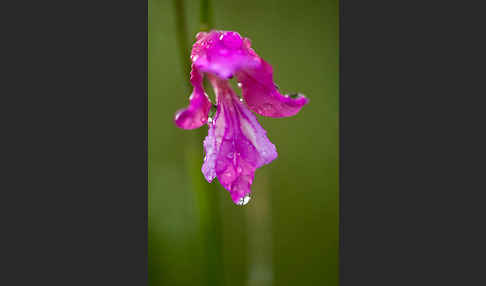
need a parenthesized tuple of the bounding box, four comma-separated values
(239, 98, 244, 102)
(237, 82, 243, 88)
(192, 55, 199, 62)
(208, 117, 213, 124)
(195, 32, 206, 39)
(237, 195, 251, 206)
(219, 34, 224, 41)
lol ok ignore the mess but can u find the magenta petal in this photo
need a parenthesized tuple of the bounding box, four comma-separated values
(236, 60, 309, 118)
(174, 65, 212, 129)
(191, 31, 260, 79)
(202, 78, 277, 205)
(190, 30, 308, 118)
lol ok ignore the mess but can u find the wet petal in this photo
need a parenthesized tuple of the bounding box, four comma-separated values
(174, 65, 212, 129)
(190, 30, 308, 118)
(202, 78, 277, 204)
(236, 59, 309, 117)
(191, 31, 260, 79)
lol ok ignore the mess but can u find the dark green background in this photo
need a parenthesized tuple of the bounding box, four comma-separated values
(149, 0, 338, 285)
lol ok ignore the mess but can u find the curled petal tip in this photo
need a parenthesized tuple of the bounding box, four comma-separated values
(236, 60, 309, 117)
(174, 108, 208, 130)
(174, 65, 212, 130)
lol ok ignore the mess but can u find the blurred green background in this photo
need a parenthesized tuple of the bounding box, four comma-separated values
(149, 0, 338, 285)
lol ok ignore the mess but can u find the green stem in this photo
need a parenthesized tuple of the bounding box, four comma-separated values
(196, 2, 224, 286)
(173, 1, 223, 285)
(186, 141, 223, 286)
(200, 0, 213, 31)
(173, 0, 191, 89)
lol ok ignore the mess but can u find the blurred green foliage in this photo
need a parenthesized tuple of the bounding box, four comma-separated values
(149, 0, 338, 285)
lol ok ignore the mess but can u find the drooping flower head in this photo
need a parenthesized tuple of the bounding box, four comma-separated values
(175, 30, 309, 205)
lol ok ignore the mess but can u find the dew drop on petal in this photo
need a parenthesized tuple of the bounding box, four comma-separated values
(208, 117, 213, 124)
(237, 195, 251, 206)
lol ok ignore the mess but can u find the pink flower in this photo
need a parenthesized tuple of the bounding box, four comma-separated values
(174, 30, 309, 205)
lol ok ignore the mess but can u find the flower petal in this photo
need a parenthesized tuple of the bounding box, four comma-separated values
(202, 77, 277, 204)
(190, 30, 308, 118)
(174, 65, 212, 129)
(236, 59, 309, 117)
(191, 31, 260, 79)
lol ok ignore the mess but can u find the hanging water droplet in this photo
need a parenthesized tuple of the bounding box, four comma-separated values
(239, 98, 244, 102)
(237, 195, 251, 206)
(237, 82, 243, 88)
(208, 117, 213, 124)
